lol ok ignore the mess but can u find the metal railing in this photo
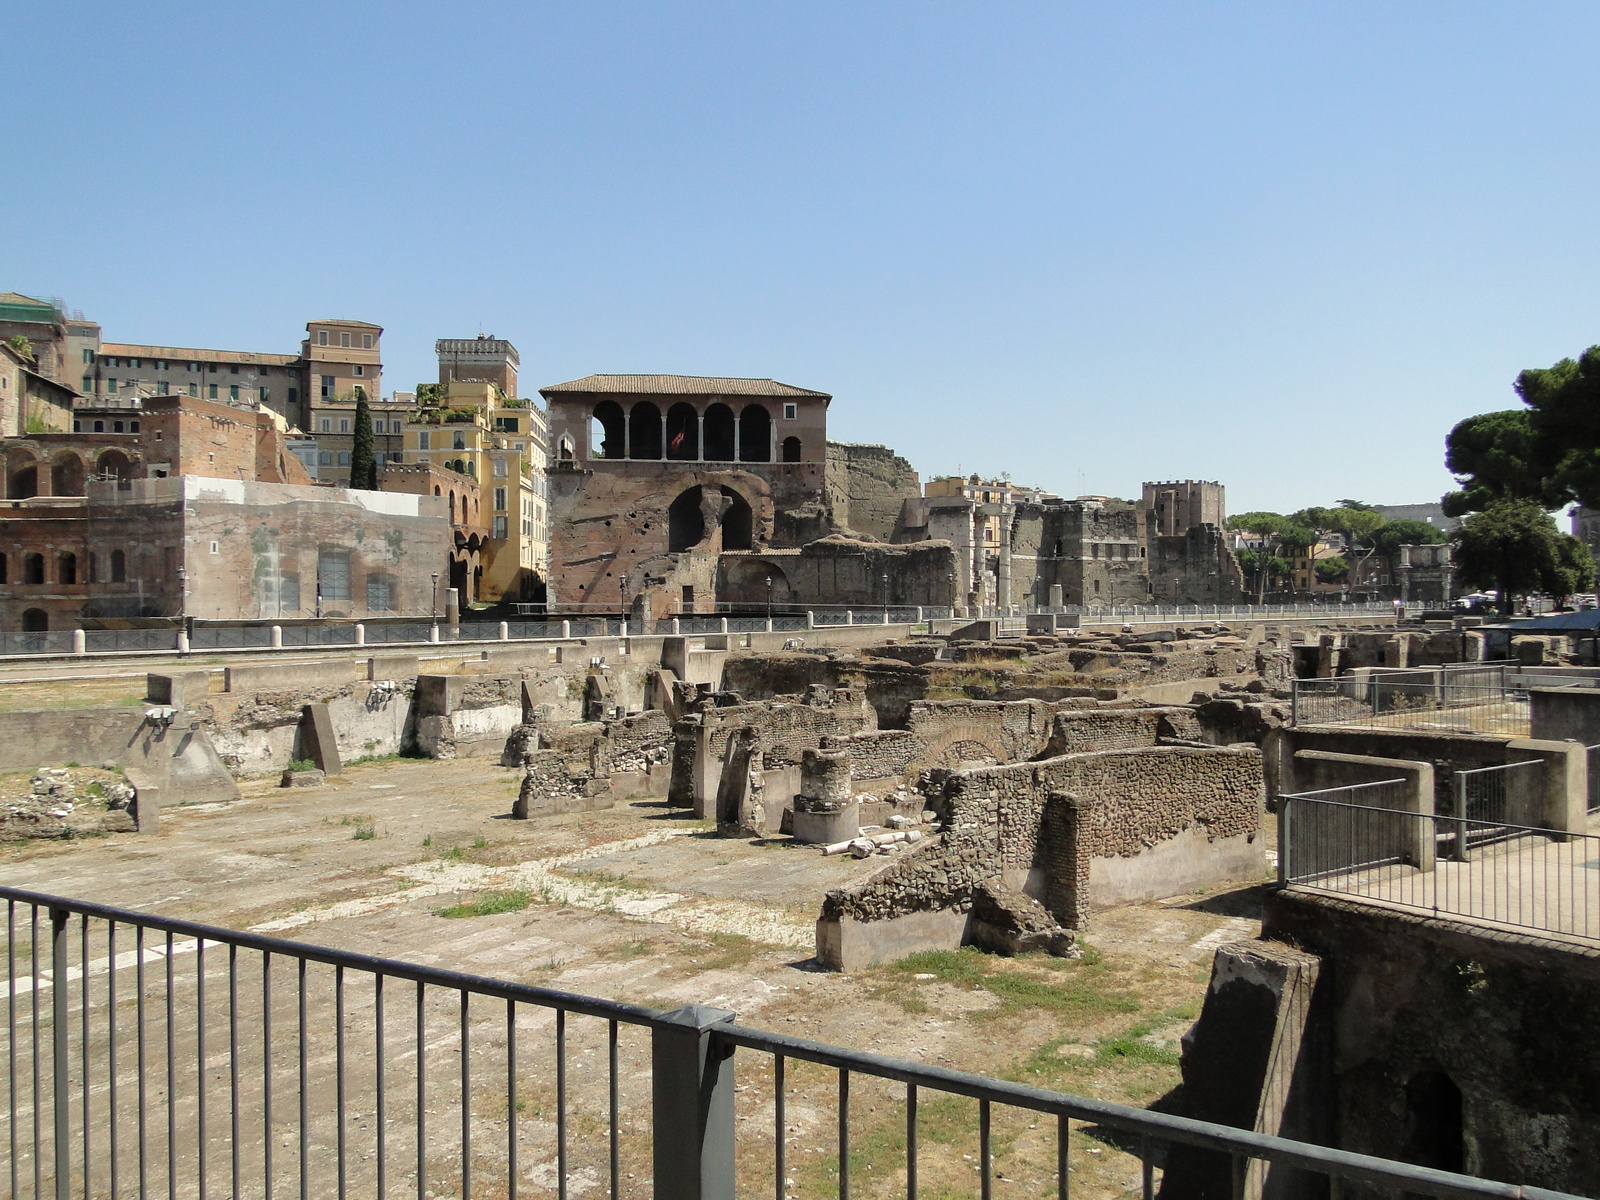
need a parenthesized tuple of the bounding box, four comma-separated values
(1, 886, 1578, 1200)
(1291, 675, 1528, 734)
(1279, 788, 1600, 945)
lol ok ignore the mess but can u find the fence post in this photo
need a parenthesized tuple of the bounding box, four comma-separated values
(672, 618, 681, 635)
(719, 617, 729, 634)
(1276, 798, 1290, 887)
(1290, 680, 1299, 726)
(176, 629, 189, 655)
(1451, 771, 1469, 862)
(499, 622, 509, 641)
(806, 610, 815, 629)
(429, 624, 440, 644)
(71, 629, 85, 655)
(652, 1005, 737, 1200)
(271, 625, 282, 648)
(51, 905, 69, 1200)
(561, 620, 571, 639)
(846, 610, 853, 625)
(355, 624, 366, 646)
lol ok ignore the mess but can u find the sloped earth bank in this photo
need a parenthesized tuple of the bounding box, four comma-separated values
(0, 757, 1270, 1200)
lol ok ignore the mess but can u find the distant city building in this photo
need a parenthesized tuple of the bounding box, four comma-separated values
(1143, 480, 1225, 538)
(1370, 502, 1458, 534)
(1573, 507, 1600, 563)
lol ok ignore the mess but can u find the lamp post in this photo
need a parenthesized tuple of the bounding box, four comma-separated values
(176, 566, 186, 619)
(765, 575, 773, 621)
(948, 572, 957, 616)
(881, 571, 890, 620)
(431, 573, 439, 621)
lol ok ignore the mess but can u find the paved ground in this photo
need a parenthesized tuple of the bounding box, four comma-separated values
(0, 757, 1272, 1200)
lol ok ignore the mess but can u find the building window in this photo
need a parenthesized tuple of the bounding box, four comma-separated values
(230, 364, 239, 375)
(23, 554, 43, 585)
(81, 375, 92, 393)
(318, 549, 352, 602)
(338, 451, 350, 466)
(158, 381, 169, 396)
(230, 385, 239, 401)
(337, 332, 349, 348)
(494, 487, 507, 510)
(339, 419, 350, 434)
(318, 331, 329, 346)
(418, 432, 431, 450)
(259, 387, 269, 402)
(210, 541, 219, 554)
(106, 378, 117, 393)
(495, 416, 519, 433)
(453, 432, 465, 450)
(288, 387, 298, 407)
(493, 458, 507, 477)
(366, 574, 396, 611)
(188, 362, 199, 372)
(362, 334, 373, 349)
(260, 366, 270, 377)
(321, 375, 334, 398)
(208, 364, 217, 373)
(319, 452, 332, 466)
(93, 420, 105, 433)
(493, 515, 508, 539)
(58, 553, 76, 585)
(353, 365, 364, 377)
(783, 403, 797, 419)
(113, 421, 124, 433)
(188, 383, 198, 397)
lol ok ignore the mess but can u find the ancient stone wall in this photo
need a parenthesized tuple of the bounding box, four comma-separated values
(824, 441, 921, 542)
(1147, 525, 1246, 606)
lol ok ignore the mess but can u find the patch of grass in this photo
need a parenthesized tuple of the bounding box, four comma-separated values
(345, 752, 413, 768)
(880, 944, 1138, 1021)
(64, 761, 80, 769)
(421, 834, 433, 848)
(437, 890, 532, 919)
(472, 835, 487, 848)
(351, 824, 377, 841)
(443, 845, 464, 861)
(286, 759, 316, 773)
(691, 931, 758, 971)
(617, 939, 653, 960)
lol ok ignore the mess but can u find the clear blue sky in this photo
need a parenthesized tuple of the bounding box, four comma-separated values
(8, 2, 1600, 515)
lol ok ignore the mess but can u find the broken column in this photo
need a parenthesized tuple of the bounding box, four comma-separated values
(791, 746, 860, 844)
(714, 725, 765, 835)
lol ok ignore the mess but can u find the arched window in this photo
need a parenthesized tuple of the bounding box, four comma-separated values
(20, 609, 47, 633)
(703, 404, 735, 461)
(781, 436, 801, 463)
(434, 485, 441, 496)
(720, 486, 753, 549)
(111, 549, 126, 582)
(58, 553, 76, 585)
(87, 553, 96, 583)
(7, 454, 37, 500)
(0, 555, 7, 584)
(452, 431, 466, 451)
(24, 553, 44, 585)
(629, 402, 662, 459)
(669, 488, 706, 552)
(739, 405, 771, 462)
(449, 492, 457, 523)
(591, 401, 626, 459)
(96, 449, 132, 483)
(666, 404, 699, 460)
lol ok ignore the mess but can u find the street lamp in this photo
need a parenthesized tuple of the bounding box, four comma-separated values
(948, 572, 957, 615)
(765, 575, 773, 621)
(881, 572, 890, 619)
(431, 573, 439, 620)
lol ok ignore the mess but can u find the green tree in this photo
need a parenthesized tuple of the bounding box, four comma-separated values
(1314, 556, 1349, 585)
(1441, 409, 1564, 517)
(1363, 518, 1446, 559)
(4, 335, 32, 362)
(1452, 499, 1594, 612)
(349, 389, 377, 490)
(1517, 345, 1600, 509)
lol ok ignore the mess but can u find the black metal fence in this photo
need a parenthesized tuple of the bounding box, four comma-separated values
(0, 887, 1581, 1200)
(1290, 672, 1529, 735)
(1279, 789, 1600, 945)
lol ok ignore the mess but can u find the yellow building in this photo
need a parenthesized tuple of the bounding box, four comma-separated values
(402, 380, 548, 603)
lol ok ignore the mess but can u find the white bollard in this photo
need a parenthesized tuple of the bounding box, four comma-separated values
(766, 616, 774, 633)
(271, 625, 282, 648)
(355, 624, 366, 646)
(620, 618, 629, 638)
(916, 606, 924, 623)
(561, 619, 571, 639)
(499, 621, 509, 641)
(177, 630, 190, 655)
(672, 618, 681, 634)
(429, 624, 440, 644)
(883, 609, 890, 625)
(846, 610, 853, 625)
(806, 610, 815, 629)
(72, 629, 85, 655)
(720, 617, 729, 634)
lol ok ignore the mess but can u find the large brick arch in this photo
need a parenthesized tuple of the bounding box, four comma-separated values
(918, 723, 1012, 767)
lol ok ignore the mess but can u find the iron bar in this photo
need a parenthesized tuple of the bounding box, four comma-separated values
(838, 1068, 849, 1200)
(196, 938, 206, 1200)
(460, 990, 470, 1200)
(415, 981, 425, 1200)
(508, 999, 517, 1200)
(52, 907, 68, 1200)
(375, 974, 386, 1200)
(556, 1008, 567, 1200)
(906, 1081, 916, 1200)
(137, 925, 146, 1200)
(336, 965, 346, 1200)
(229, 945, 239, 1200)
(298, 957, 308, 1200)
(263, 953, 273, 1200)
(608, 1018, 619, 1200)
(776, 1055, 788, 1200)
(109, 921, 118, 1200)
(81, 914, 89, 1200)
(979, 1097, 991, 1200)
(165, 934, 174, 1200)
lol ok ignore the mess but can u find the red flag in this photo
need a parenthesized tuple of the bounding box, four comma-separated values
(669, 429, 686, 453)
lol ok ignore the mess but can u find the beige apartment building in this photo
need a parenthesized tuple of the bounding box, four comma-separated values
(402, 378, 549, 602)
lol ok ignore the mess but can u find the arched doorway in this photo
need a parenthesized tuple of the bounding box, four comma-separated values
(23, 554, 44, 584)
(703, 404, 735, 461)
(1402, 1071, 1464, 1173)
(21, 609, 47, 632)
(720, 487, 753, 549)
(51, 454, 85, 496)
(629, 402, 662, 459)
(669, 488, 707, 552)
(58, 553, 76, 585)
(7, 452, 38, 499)
(96, 449, 134, 483)
(591, 401, 626, 459)
(739, 405, 771, 462)
(722, 559, 792, 605)
(666, 404, 699, 460)
(781, 436, 801, 463)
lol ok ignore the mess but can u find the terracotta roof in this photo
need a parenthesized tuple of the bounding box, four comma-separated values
(540, 374, 829, 399)
(100, 343, 300, 366)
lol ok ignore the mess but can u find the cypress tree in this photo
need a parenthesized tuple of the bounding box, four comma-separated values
(350, 389, 377, 490)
